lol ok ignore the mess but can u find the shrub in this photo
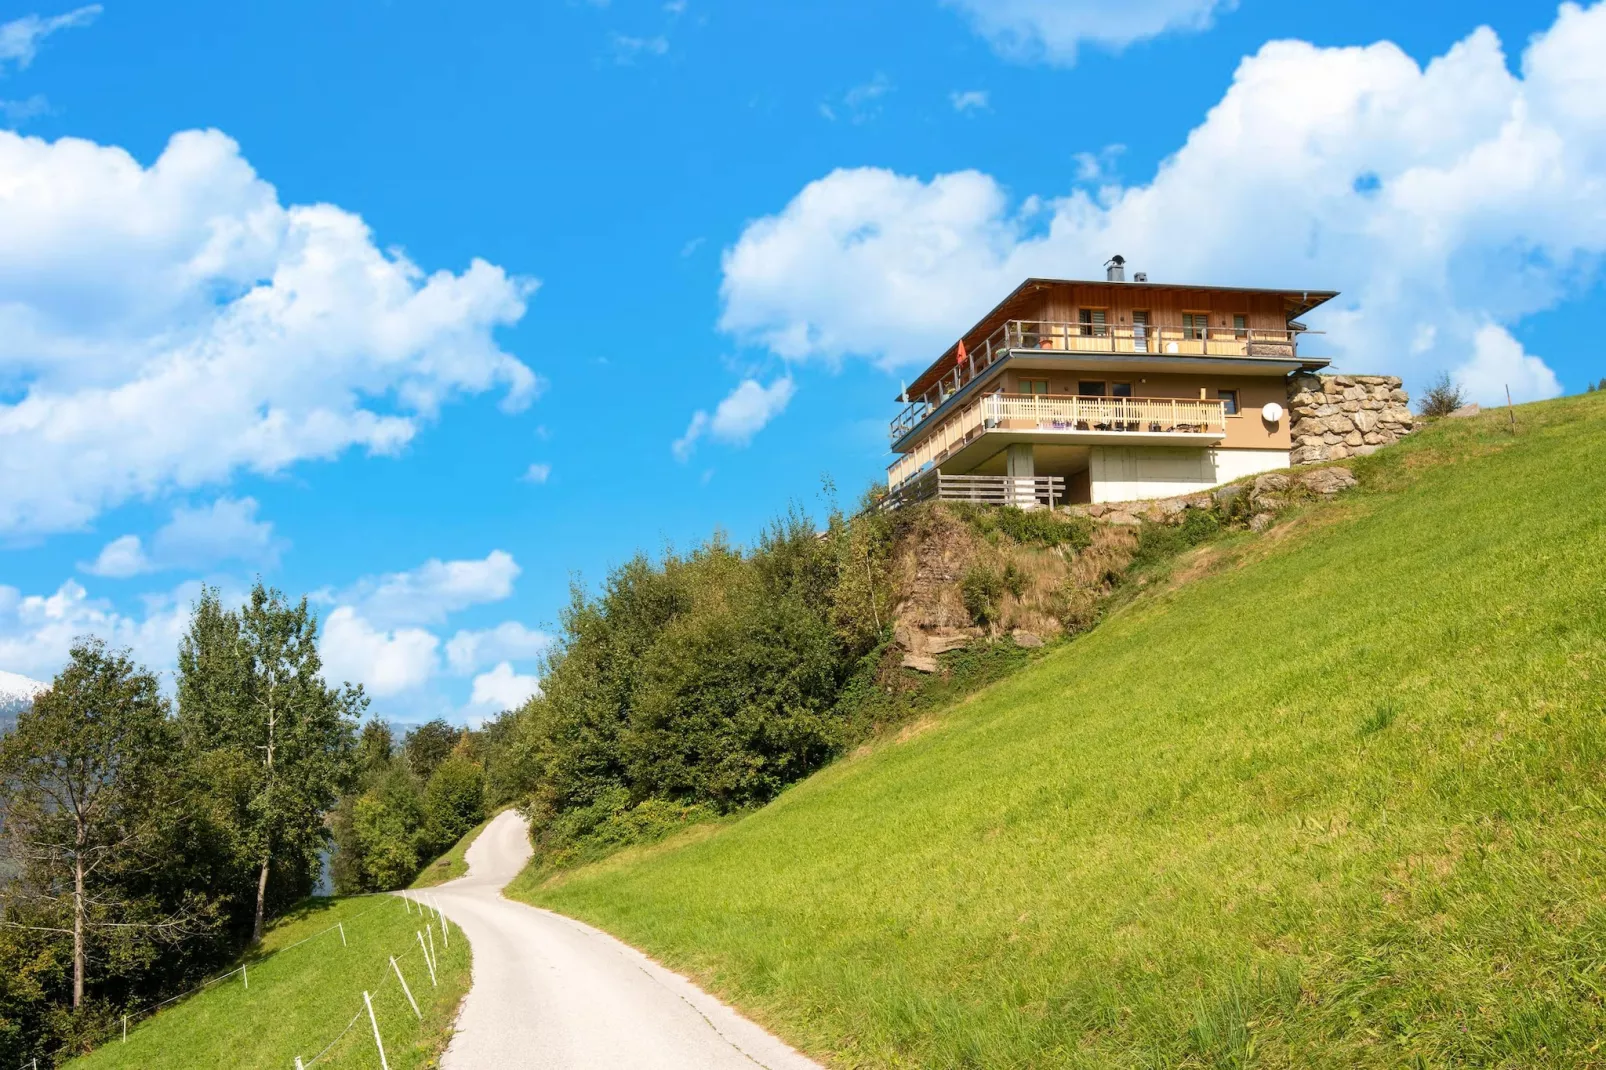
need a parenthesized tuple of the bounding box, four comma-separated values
(952, 504, 1093, 551)
(962, 565, 1007, 626)
(1130, 522, 1190, 572)
(1418, 372, 1466, 417)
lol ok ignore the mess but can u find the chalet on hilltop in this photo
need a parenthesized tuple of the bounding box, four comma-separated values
(885, 257, 1340, 508)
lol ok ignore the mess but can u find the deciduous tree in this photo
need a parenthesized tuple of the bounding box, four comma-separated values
(0, 640, 185, 1008)
(176, 584, 362, 944)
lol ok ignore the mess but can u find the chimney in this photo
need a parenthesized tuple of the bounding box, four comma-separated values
(1133, 272, 1148, 282)
(1105, 255, 1126, 282)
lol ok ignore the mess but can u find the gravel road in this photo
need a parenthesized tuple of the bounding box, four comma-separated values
(409, 809, 823, 1070)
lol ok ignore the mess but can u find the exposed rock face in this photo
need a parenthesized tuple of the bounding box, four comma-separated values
(1288, 373, 1412, 465)
(1080, 466, 1358, 535)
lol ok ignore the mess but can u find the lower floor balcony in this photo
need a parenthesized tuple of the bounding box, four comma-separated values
(888, 393, 1228, 488)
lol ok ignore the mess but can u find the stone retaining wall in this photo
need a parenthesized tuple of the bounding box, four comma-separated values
(1288, 373, 1413, 465)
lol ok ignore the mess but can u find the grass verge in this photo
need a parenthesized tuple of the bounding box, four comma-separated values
(512, 392, 1606, 1068)
(69, 894, 469, 1070)
(410, 810, 501, 889)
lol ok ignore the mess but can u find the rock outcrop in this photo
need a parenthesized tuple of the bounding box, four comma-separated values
(1287, 373, 1413, 465)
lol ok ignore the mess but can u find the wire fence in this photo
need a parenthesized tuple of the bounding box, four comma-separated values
(31, 889, 460, 1070)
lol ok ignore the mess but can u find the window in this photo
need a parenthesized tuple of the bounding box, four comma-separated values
(1078, 380, 1107, 397)
(1232, 314, 1248, 339)
(1021, 379, 1049, 395)
(1111, 382, 1133, 398)
(1078, 308, 1108, 337)
(1132, 310, 1150, 352)
(1217, 389, 1240, 415)
(1182, 312, 1210, 341)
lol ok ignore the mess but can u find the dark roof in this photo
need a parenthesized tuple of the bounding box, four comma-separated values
(901, 277, 1339, 400)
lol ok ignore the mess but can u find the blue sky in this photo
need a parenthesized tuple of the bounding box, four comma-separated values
(1, 0, 1601, 722)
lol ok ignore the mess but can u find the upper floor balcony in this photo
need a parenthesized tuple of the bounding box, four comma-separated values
(889, 319, 1305, 445)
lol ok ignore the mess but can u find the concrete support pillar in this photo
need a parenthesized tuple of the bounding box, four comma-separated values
(1005, 443, 1035, 477)
(1005, 444, 1036, 508)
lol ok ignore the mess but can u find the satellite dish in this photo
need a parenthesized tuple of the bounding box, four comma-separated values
(1261, 402, 1284, 424)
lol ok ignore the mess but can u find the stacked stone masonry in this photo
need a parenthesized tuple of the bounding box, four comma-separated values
(1287, 373, 1413, 466)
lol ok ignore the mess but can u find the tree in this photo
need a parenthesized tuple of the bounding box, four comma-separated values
(404, 719, 458, 782)
(355, 719, 395, 784)
(1418, 372, 1466, 417)
(177, 584, 362, 944)
(0, 640, 184, 1008)
(422, 756, 486, 855)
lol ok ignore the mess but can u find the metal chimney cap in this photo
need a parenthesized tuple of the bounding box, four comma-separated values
(1105, 255, 1126, 267)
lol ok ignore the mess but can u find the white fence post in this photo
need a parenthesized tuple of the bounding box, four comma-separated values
(438, 909, 449, 950)
(338, 921, 347, 948)
(363, 990, 390, 1070)
(427, 924, 437, 971)
(296, 1058, 305, 1070)
(242, 965, 248, 990)
(417, 931, 437, 986)
(391, 956, 421, 1019)
(122, 1015, 127, 1043)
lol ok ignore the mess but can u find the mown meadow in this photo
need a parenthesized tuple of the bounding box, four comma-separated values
(70, 893, 468, 1070)
(518, 392, 1606, 1068)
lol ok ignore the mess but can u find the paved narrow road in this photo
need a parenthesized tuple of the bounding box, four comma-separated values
(406, 810, 823, 1070)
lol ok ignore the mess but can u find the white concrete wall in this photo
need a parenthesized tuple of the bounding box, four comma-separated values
(1211, 447, 1291, 485)
(1089, 446, 1290, 503)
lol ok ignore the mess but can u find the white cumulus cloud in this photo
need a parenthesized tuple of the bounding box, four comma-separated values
(944, 0, 1231, 64)
(0, 578, 196, 683)
(445, 621, 552, 675)
(468, 661, 541, 713)
(319, 605, 439, 698)
(336, 550, 520, 628)
(672, 376, 795, 460)
(82, 496, 282, 578)
(719, 6, 1606, 404)
(0, 127, 539, 537)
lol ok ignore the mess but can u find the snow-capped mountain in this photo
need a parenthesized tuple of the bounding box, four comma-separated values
(0, 670, 46, 733)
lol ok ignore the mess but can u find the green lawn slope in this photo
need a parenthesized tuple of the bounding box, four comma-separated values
(516, 393, 1606, 1068)
(70, 895, 468, 1070)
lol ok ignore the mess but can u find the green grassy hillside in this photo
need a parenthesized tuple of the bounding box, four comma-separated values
(515, 394, 1606, 1068)
(70, 895, 468, 1070)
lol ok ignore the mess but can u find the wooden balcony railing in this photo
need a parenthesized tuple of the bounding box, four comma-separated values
(886, 393, 1227, 487)
(881, 471, 1066, 512)
(889, 319, 1303, 443)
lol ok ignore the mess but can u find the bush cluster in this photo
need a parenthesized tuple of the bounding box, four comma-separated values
(477, 497, 917, 868)
(330, 720, 487, 894)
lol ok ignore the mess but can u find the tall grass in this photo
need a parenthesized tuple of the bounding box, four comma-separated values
(516, 393, 1606, 1068)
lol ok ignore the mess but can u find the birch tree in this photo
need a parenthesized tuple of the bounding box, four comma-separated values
(0, 640, 182, 1008)
(178, 584, 361, 944)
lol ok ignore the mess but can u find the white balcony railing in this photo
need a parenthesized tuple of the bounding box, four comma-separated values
(890, 319, 1302, 442)
(886, 393, 1227, 487)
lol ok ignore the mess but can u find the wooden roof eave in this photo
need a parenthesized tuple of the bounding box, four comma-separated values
(897, 279, 1339, 401)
